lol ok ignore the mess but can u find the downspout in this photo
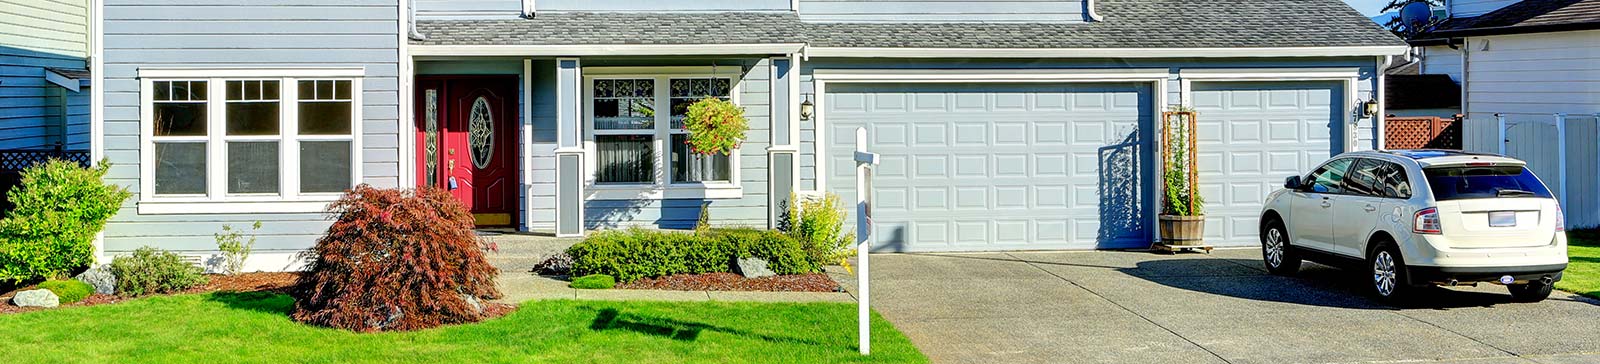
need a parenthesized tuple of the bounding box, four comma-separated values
(1085, 0, 1105, 21)
(89, 0, 106, 264)
(1377, 55, 1392, 150)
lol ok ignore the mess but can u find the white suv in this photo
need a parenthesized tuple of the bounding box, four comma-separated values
(1259, 150, 1568, 302)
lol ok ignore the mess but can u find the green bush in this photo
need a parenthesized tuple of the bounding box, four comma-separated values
(110, 247, 208, 297)
(0, 159, 131, 284)
(37, 279, 93, 304)
(569, 274, 616, 289)
(780, 193, 855, 268)
(567, 228, 816, 283)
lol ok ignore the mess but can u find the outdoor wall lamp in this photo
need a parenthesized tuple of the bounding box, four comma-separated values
(800, 96, 815, 121)
(1361, 99, 1379, 118)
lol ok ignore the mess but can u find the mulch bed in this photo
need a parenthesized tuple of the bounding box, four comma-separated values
(616, 273, 843, 293)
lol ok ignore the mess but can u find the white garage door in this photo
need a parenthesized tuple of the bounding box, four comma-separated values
(1190, 81, 1345, 246)
(825, 83, 1154, 252)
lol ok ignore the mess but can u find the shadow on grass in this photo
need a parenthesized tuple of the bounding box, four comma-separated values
(586, 307, 826, 347)
(204, 291, 294, 315)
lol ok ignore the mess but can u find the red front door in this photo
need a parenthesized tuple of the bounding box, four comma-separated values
(415, 76, 519, 226)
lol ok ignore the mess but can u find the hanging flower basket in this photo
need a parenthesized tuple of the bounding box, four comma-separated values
(683, 97, 749, 156)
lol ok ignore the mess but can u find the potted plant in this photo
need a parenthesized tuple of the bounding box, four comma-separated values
(1158, 107, 1207, 251)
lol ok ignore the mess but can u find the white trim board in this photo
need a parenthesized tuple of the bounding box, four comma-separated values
(804, 46, 1409, 59)
(137, 68, 366, 78)
(411, 44, 808, 57)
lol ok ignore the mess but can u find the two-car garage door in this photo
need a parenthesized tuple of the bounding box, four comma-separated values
(825, 81, 1344, 252)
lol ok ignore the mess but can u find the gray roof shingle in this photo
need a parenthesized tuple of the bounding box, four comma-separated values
(413, 0, 1406, 49)
(1425, 0, 1600, 37)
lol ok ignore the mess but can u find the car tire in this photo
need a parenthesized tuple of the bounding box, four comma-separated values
(1260, 218, 1301, 275)
(1368, 242, 1411, 302)
(1508, 282, 1554, 303)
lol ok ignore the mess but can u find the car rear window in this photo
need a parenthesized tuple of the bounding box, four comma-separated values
(1423, 165, 1553, 201)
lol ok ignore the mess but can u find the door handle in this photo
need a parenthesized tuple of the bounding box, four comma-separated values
(1364, 204, 1377, 212)
(1320, 201, 1332, 208)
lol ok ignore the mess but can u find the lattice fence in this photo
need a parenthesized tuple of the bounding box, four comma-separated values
(1385, 116, 1462, 150)
(1, 149, 91, 215)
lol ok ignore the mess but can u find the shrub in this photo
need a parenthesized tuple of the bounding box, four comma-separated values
(569, 274, 615, 289)
(780, 193, 855, 268)
(0, 159, 131, 284)
(567, 228, 816, 283)
(214, 222, 260, 275)
(37, 279, 94, 304)
(110, 247, 208, 297)
(289, 185, 501, 332)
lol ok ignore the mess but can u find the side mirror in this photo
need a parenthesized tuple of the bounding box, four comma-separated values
(1284, 176, 1303, 190)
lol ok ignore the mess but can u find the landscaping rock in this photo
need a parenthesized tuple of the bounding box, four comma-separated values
(460, 294, 483, 314)
(735, 257, 776, 278)
(12, 289, 59, 308)
(74, 264, 117, 295)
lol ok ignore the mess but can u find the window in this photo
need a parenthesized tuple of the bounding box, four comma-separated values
(1347, 159, 1413, 199)
(1305, 158, 1354, 194)
(584, 69, 741, 199)
(1423, 165, 1552, 201)
(140, 71, 361, 213)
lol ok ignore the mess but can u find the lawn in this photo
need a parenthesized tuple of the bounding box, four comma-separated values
(1558, 229, 1600, 299)
(0, 293, 927, 364)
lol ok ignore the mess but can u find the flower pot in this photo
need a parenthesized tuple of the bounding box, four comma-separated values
(1158, 215, 1206, 246)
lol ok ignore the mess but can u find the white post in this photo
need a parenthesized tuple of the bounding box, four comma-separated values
(1555, 113, 1568, 213)
(1497, 113, 1507, 156)
(853, 127, 879, 356)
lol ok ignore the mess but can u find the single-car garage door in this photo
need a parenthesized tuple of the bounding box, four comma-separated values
(1190, 81, 1345, 246)
(825, 83, 1154, 252)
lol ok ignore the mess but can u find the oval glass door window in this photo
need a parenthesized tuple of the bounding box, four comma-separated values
(468, 96, 494, 169)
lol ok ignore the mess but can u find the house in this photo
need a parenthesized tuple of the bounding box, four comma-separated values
(88, 0, 1405, 271)
(1408, 0, 1600, 228)
(1, 0, 92, 210)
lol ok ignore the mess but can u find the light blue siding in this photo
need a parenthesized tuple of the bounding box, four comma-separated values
(415, 0, 520, 20)
(799, 0, 1087, 23)
(540, 0, 788, 12)
(101, 0, 401, 258)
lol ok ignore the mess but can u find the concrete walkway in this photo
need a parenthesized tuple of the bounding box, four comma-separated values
(841, 248, 1600, 364)
(481, 232, 855, 304)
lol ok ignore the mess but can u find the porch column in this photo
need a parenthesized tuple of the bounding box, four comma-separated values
(554, 58, 585, 237)
(768, 56, 800, 229)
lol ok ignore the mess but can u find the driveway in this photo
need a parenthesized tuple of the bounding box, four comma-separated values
(837, 249, 1600, 364)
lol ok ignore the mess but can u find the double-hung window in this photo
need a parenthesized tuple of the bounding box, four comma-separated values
(140, 69, 362, 213)
(584, 68, 741, 199)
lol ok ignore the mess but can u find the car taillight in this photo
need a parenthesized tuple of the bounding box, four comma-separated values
(1414, 207, 1442, 234)
(1556, 207, 1566, 232)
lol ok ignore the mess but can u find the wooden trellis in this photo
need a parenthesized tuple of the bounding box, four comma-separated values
(1161, 111, 1199, 215)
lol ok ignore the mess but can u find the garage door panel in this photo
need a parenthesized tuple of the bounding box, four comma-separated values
(827, 83, 1153, 252)
(1192, 81, 1343, 246)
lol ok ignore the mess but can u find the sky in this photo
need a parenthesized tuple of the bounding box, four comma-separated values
(1342, 0, 1391, 16)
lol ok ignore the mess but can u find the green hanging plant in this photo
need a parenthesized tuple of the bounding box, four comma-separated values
(683, 97, 748, 156)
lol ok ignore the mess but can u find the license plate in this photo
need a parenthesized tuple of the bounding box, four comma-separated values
(1489, 211, 1517, 227)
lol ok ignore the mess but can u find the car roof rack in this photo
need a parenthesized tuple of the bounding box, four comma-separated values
(1378, 149, 1502, 160)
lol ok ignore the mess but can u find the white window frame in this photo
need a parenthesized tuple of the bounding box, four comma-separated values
(582, 66, 744, 200)
(137, 68, 365, 214)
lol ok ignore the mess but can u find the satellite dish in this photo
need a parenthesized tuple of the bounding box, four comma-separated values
(1399, 1, 1436, 31)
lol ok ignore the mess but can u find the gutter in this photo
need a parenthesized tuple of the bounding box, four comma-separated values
(1412, 21, 1600, 42)
(1085, 0, 1105, 22)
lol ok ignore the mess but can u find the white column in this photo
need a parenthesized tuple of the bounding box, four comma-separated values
(554, 58, 585, 237)
(1555, 113, 1567, 211)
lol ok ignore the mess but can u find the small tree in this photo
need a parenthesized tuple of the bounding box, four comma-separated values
(214, 221, 261, 275)
(0, 159, 130, 284)
(290, 185, 500, 332)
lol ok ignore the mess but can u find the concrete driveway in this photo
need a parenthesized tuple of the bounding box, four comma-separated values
(837, 249, 1600, 364)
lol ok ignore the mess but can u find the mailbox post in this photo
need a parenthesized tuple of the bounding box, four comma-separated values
(853, 127, 879, 356)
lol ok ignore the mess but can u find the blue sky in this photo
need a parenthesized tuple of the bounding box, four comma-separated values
(1342, 0, 1391, 16)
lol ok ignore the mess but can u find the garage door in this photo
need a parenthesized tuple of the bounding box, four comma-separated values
(825, 83, 1154, 252)
(1190, 81, 1344, 246)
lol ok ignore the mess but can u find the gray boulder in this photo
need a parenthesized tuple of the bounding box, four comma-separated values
(12, 289, 59, 308)
(74, 264, 117, 295)
(460, 293, 483, 314)
(735, 257, 776, 278)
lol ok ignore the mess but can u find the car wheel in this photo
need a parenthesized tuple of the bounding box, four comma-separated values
(1260, 219, 1301, 275)
(1508, 282, 1553, 303)
(1368, 243, 1412, 302)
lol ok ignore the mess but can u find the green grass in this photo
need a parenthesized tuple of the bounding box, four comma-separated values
(0, 292, 927, 364)
(1558, 229, 1600, 299)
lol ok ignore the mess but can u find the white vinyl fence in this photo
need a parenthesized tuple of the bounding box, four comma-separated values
(1461, 113, 1600, 229)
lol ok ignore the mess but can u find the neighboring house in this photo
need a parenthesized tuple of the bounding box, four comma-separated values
(90, 0, 1405, 270)
(0, 0, 90, 151)
(1, 0, 92, 212)
(1409, 0, 1600, 228)
(1384, 61, 1462, 118)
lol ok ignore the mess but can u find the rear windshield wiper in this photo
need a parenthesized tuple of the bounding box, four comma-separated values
(1496, 189, 1536, 197)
